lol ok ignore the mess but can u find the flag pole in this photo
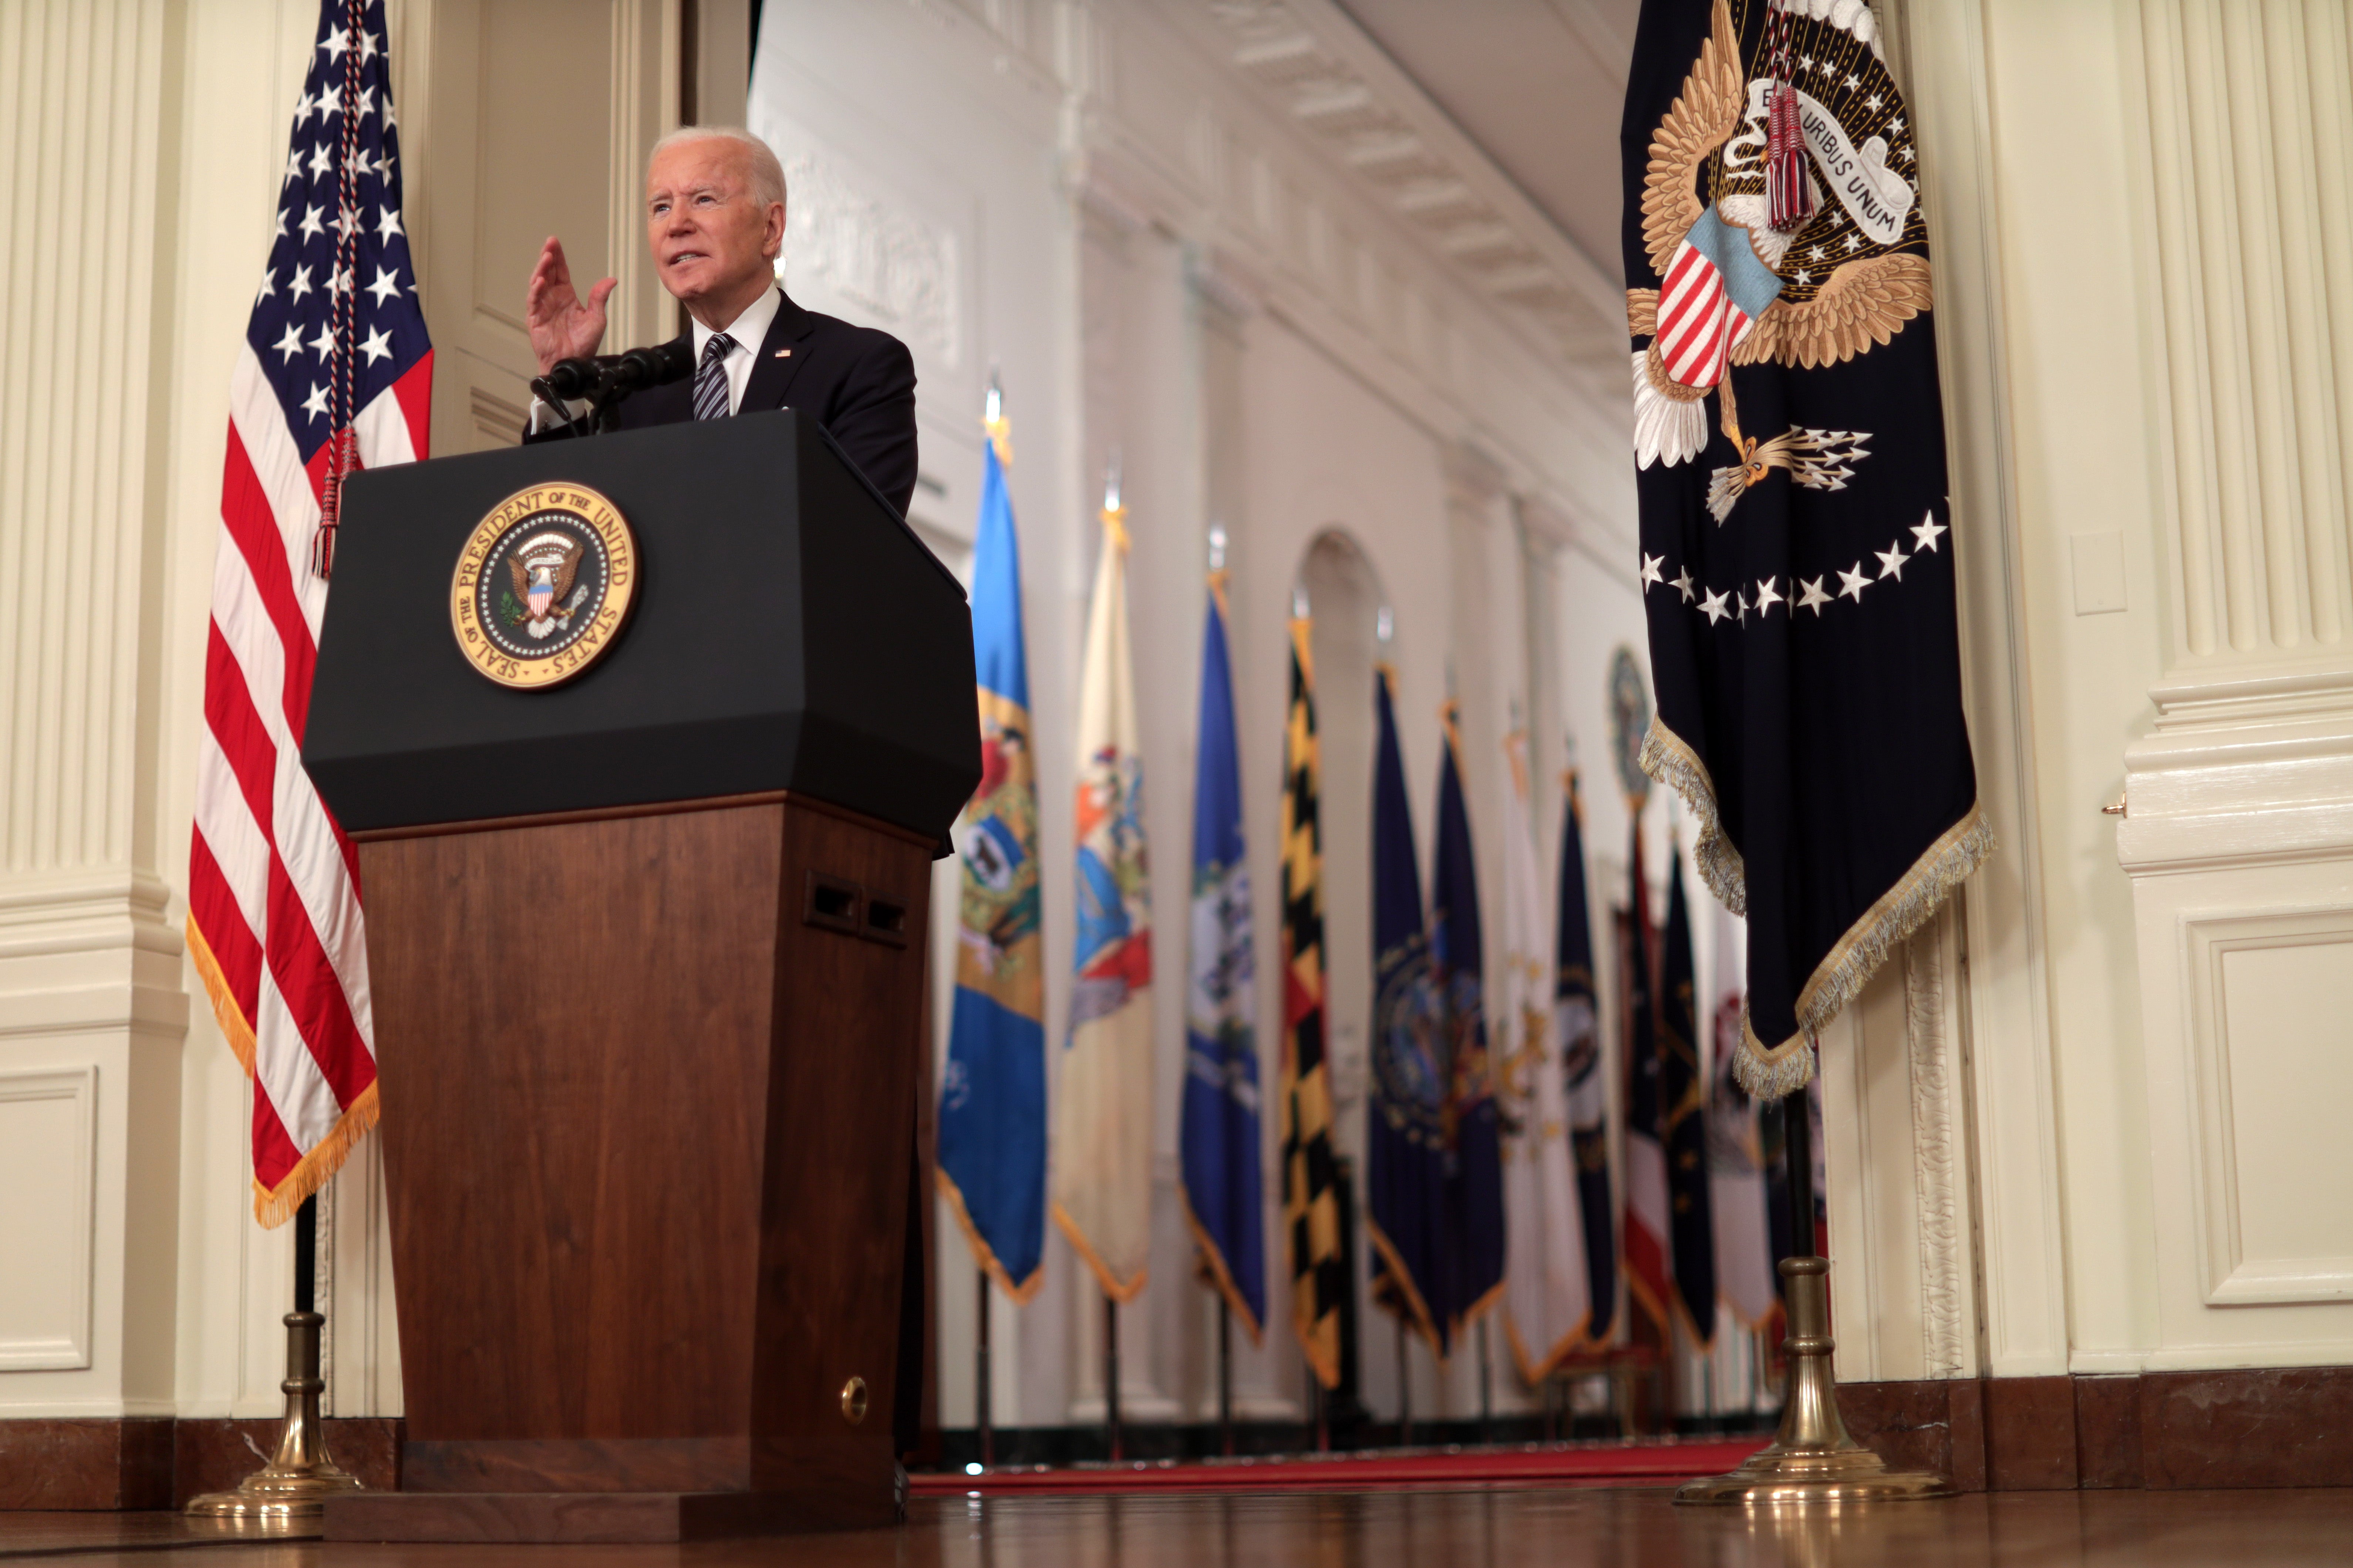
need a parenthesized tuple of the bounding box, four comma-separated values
(1217, 1302, 1234, 1457)
(975, 1268, 993, 1469)
(1674, 1042, 1951, 1501)
(1394, 1318, 1411, 1447)
(186, 1194, 363, 1527)
(1103, 1294, 1123, 1461)
(1477, 1321, 1493, 1443)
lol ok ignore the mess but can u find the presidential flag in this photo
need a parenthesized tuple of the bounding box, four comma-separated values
(937, 409, 1047, 1302)
(1432, 705, 1504, 1334)
(1707, 900, 1777, 1328)
(1278, 618, 1345, 1389)
(1052, 491, 1154, 1303)
(1367, 667, 1447, 1351)
(1659, 842, 1715, 1345)
(1556, 772, 1617, 1345)
(1501, 736, 1590, 1382)
(1180, 570, 1264, 1339)
(187, 0, 431, 1225)
(1625, 0, 1989, 1099)
(1622, 821, 1671, 1333)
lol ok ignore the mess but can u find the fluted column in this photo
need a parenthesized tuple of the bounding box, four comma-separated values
(0, 0, 188, 1418)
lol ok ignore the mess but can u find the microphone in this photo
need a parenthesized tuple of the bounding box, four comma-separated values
(537, 355, 609, 401)
(610, 339, 695, 391)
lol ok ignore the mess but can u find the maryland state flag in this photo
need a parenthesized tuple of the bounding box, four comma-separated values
(1052, 490, 1154, 1303)
(1624, 0, 1989, 1098)
(1278, 618, 1345, 1388)
(1432, 706, 1504, 1334)
(1180, 570, 1264, 1339)
(1367, 667, 1448, 1352)
(1555, 773, 1617, 1344)
(938, 412, 1046, 1301)
(1658, 842, 1715, 1345)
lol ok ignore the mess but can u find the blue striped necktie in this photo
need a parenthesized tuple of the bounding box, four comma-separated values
(692, 332, 735, 420)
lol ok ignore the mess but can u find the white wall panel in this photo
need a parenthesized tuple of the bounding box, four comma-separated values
(0, 1068, 97, 1371)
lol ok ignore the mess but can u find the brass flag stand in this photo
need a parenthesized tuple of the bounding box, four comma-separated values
(186, 1196, 364, 1532)
(1675, 1068, 1953, 1505)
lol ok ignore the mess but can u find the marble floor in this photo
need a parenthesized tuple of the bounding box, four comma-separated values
(5, 1486, 2352, 1565)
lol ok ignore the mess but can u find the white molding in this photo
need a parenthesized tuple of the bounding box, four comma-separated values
(0, 1066, 98, 1371)
(2178, 903, 2353, 1306)
(1894, 0, 2073, 1378)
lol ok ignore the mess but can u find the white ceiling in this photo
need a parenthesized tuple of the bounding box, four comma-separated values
(1334, 0, 1639, 285)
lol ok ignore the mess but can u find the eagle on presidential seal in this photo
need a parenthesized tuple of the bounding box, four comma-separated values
(503, 531, 587, 639)
(1628, 0, 1932, 522)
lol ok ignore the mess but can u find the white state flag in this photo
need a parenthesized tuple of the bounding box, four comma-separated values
(1707, 900, 1777, 1325)
(1051, 501, 1155, 1302)
(1499, 733, 1591, 1380)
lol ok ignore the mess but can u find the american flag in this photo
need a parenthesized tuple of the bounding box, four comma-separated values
(187, 0, 431, 1227)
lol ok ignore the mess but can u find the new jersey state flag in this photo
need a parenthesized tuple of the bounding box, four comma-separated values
(937, 419, 1047, 1302)
(1052, 497, 1154, 1303)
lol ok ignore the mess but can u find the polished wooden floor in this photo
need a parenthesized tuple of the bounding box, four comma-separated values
(6, 1486, 2353, 1565)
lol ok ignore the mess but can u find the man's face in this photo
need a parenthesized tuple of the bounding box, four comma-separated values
(644, 139, 784, 310)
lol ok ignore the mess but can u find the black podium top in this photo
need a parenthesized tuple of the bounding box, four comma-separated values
(304, 410, 979, 842)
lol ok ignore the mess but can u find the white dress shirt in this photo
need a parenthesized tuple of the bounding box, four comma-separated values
(530, 285, 784, 431)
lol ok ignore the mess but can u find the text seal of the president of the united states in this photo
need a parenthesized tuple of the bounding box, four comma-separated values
(449, 482, 637, 689)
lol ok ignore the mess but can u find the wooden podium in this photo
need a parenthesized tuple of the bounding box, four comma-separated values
(300, 414, 978, 1543)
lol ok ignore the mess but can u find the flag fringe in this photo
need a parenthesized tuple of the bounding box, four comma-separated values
(1639, 723, 1996, 1101)
(1365, 1221, 1448, 1361)
(252, 1081, 378, 1229)
(1178, 1190, 1266, 1347)
(1734, 802, 1995, 1097)
(1796, 801, 1993, 1032)
(1502, 1307, 1596, 1388)
(185, 913, 257, 1076)
(1051, 1202, 1148, 1305)
(936, 1169, 1046, 1306)
(1636, 720, 1746, 916)
(193, 913, 380, 1229)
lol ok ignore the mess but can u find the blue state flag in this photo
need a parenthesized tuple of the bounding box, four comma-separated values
(1555, 774, 1618, 1344)
(1433, 706, 1505, 1334)
(1367, 667, 1450, 1352)
(1179, 574, 1265, 1339)
(938, 427, 1047, 1301)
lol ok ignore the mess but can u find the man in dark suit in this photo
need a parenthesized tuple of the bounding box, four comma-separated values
(522, 127, 918, 515)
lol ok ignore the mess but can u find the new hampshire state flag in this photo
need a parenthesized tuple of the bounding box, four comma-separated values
(1180, 571, 1264, 1338)
(937, 418, 1046, 1302)
(1052, 494, 1154, 1303)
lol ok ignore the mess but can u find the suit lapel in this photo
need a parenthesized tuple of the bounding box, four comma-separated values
(741, 290, 817, 413)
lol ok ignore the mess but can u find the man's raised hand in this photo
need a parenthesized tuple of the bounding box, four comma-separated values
(525, 236, 618, 374)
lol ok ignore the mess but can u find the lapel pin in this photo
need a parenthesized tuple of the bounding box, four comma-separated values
(775, 348, 792, 358)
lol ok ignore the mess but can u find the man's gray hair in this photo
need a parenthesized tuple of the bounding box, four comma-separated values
(650, 126, 787, 212)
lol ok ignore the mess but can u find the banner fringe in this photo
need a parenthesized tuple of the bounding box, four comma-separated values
(1502, 1306, 1596, 1388)
(252, 1081, 378, 1229)
(1637, 721, 1746, 916)
(1052, 1202, 1148, 1305)
(1179, 1192, 1266, 1347)
(185, 914, 257, 1076)
(936, 1169, 1046, 1306)
(1365, 1221, 1448, 1360)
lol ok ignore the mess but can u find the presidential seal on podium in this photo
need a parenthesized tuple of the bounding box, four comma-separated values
(449, 481, 637, 689)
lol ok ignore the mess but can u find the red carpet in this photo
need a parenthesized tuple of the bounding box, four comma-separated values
(913, 1438, 1766, 1495)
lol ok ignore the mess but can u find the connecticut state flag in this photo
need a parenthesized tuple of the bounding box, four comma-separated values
(937, 415, 1047, 1302)
(1179, 570, 1265, 1339)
